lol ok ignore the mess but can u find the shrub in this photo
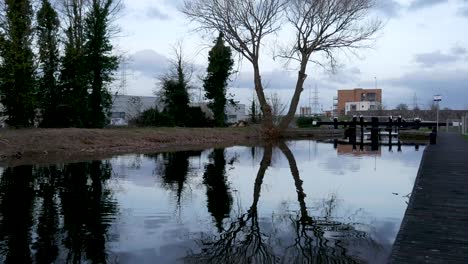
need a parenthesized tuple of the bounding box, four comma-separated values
(134, 108, 173, 127)
(186, 106, 212, 127)
(296, 116, 322, 128)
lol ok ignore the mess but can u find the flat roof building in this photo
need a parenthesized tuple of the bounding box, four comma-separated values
(336, 88, 382, 116)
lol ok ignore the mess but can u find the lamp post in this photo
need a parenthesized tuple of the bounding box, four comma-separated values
(434, 95, 442, 132)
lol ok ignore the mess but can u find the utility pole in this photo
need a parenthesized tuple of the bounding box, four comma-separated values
(413, 93, 419, 110)
(120, 60, 128, 95)
(312, 85, 320, 115)
(434, 95, 442, 132)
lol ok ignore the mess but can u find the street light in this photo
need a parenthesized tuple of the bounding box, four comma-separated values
(434, 95, 442, 132)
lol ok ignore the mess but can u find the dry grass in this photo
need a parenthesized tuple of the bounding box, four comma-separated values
(0, 126, 344, 167)
(0, 127, 260, 166)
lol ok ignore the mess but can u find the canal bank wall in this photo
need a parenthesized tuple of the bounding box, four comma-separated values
(389, 133, 468, 263)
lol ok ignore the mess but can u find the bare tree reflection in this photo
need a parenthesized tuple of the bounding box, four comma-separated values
(187, 142, 386, 263)
(279, 141, 384, 264)
(186, 145, 278, 264)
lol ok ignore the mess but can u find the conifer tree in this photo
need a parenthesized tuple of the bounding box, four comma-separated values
(84, 0, 119, 128)
(59, 0, 88, 127)
(203, 33, 234, 126)
(160, 45, 191, 126)
(0, 0, 36, 127)
(37, 0, 61, 127)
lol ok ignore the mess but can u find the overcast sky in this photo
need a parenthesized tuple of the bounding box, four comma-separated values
(112, 0, 468, 110)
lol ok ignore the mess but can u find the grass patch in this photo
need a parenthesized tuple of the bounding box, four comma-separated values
(464, 134, 468, 140)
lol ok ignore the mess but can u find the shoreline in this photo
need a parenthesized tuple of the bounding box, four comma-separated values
(0, 127, 343, 167)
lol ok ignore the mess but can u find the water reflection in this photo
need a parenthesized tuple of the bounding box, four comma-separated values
(0, 141, 424, 263)
(203, 149, 233, 232)
(0, 162, 118, 264)
(186, 143, 387, 263)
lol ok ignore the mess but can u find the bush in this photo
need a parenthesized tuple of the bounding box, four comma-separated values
(133, 107, 212, 128)
(296, 116, 322, 128)
(186, 107, 212, 127)
(134, 108, 173, 127)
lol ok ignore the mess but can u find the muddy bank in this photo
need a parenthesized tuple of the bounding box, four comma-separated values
(0, 127, 343, 167)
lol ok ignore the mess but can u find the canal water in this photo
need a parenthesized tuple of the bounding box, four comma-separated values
(0, 141, 424, 264)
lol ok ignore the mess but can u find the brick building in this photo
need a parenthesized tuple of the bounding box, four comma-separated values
(335, 88, 382, 115)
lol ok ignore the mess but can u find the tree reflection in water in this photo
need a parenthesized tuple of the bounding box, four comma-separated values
(0, 161, 118, 264)
(203, 149, 233, 232)
(187, 142, 386, 264)
(153, 151, 202, 205)
(0, 166, 35, 264)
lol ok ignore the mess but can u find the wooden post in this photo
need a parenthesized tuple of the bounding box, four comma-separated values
(371, 117, 379, 151)
(360, 115, 364, 145)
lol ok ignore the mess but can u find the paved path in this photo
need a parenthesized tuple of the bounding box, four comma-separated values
(389, 133, 468, 263)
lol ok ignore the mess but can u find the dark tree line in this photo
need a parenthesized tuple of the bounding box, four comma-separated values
(0, 0, 120, 128)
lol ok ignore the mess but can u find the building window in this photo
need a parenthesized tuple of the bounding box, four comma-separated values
(369, 105, 376, 110)
(228, 115, 237, 119)
(111, 112, 125, 119)
(351, 104, 357, 111)
(361, 92, 376, 102)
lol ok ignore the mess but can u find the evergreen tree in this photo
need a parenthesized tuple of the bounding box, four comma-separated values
(36, 0, 61, 127)
(84, 0, 119, 128)
(59, 0, 88, 127)
(161, 79, 189, 126)
(161, 46, 191, 126)
(0, 0, 36, 127)
(203, 33, 234, 127)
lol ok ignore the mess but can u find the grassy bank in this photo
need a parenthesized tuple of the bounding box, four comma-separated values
(0, 127, 344, 167)
(0, 127, 259, 166)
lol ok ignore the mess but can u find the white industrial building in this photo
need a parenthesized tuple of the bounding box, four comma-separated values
(345, 101, 382, 115)
(110, 95, 162, 126)
(190, 102, 247, 124)
(110, 95, 247, 126)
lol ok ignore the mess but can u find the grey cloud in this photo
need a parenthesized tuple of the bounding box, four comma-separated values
(127, 50, 170, 78)
(231, 70, 298, 90)
(326, 66, 362, 84)
(374, 0, 403, 18)
(146, 6, 171, 20)
(408, 0, 448, 10)
(381, 69, 468, 109)
(231, 67, 361, 91)
(458, 6, 468, 17)
(451, 45, 467, 55)
(414, 51, 459, 67)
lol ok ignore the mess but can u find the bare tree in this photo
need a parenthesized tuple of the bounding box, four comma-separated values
(278, 0, 382, 129)
(267, 92, 287, 125)
(182, 0, 286, 132)
(183, 0, 381, 135)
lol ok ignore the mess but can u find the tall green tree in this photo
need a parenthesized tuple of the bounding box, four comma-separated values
(84, 0, 119, 128)
(0, 0, 36, 127)
(36, 0, 61, 127)
(59, 0, 88, 127)
(203, 33, 234, 127)
(160, 45, 191, 126)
